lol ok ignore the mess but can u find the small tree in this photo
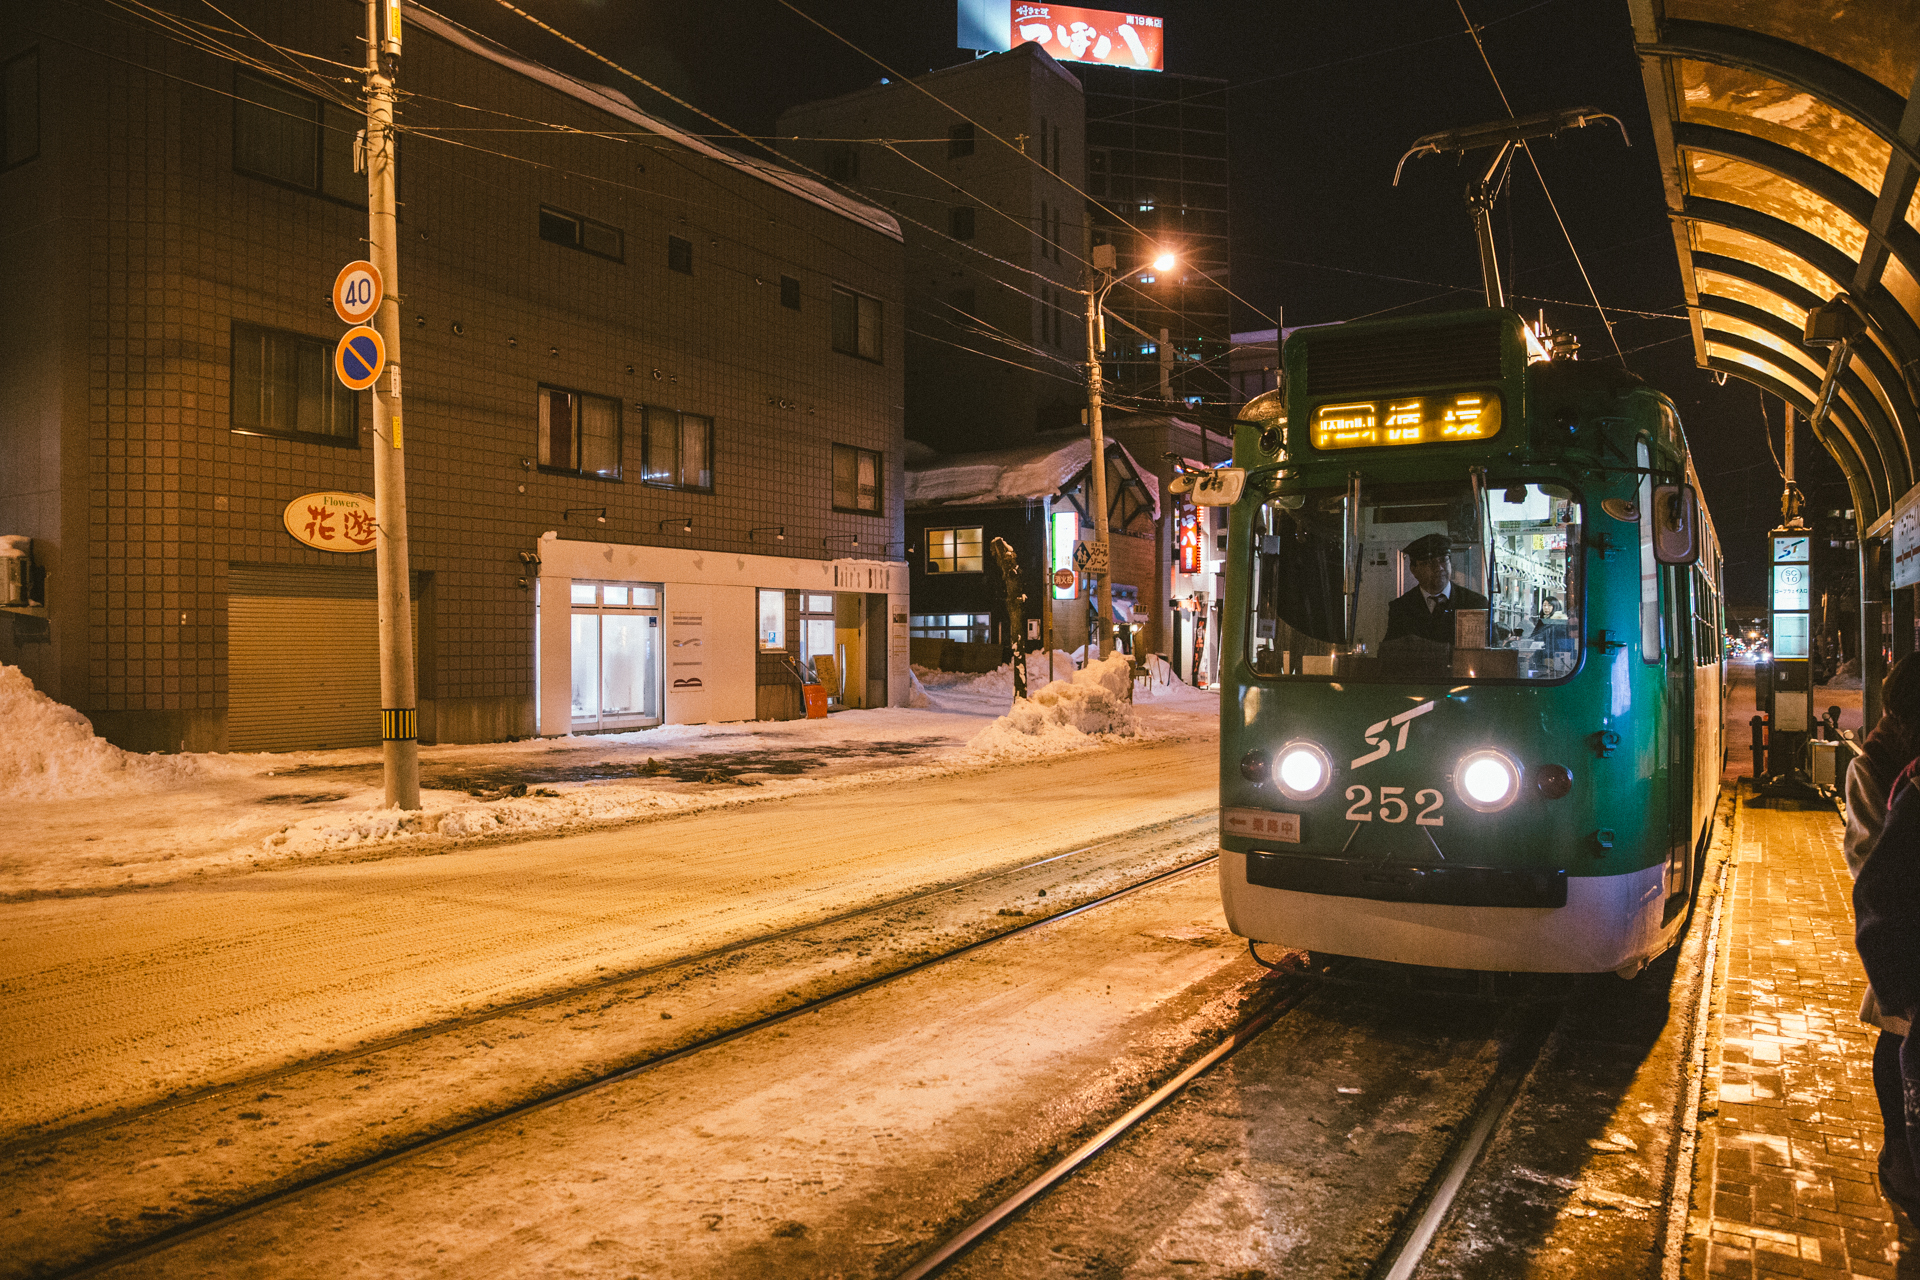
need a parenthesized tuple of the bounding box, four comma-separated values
(990, 536, 1027, 699)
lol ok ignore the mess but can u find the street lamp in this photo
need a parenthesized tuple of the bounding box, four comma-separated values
(1081, 242, 1176, 658)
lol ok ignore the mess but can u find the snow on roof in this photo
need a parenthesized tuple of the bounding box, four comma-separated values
(906, 436, 1160, 519)
(408, 5, 902, 243)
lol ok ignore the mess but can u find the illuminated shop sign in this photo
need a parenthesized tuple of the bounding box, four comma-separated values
(1309, 391, 1503, 451)
(958, 1, 1165, 71)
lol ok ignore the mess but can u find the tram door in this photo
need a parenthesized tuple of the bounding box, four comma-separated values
(1662, 561, 1693, 923)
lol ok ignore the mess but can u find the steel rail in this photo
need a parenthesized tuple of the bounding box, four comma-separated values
(52, 851, 1223, 1280)
(3, 808, 1217, 1160)
(1369, 1001, 1562, 1280)
(893, 969, 1319, 1280)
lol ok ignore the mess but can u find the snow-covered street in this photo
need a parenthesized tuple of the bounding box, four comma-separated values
(0, 657, 1244, 1275)
(0, 655, 1213, 899)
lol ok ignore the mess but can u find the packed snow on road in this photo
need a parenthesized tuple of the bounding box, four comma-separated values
(0, 655, 1216, 897)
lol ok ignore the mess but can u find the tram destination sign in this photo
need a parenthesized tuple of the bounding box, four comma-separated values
(1310, 391, 1502, 451)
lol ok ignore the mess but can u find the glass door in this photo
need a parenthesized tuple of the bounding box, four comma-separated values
(570, 582, 662, 731)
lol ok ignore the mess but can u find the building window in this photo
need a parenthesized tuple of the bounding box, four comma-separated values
(230, 321, 357, 442)
(833, 444, 882, 514)
(667, 234, 692, 274)
(758, 589, 786, 650)
(800, 593, 836, 670)
(911, 612, 989, 643)
(825, 143, 858, 181)
(780, 275, 801, 309)
(924, 527, 984, 574)
(232, 70, 362, 204)
(949, 206, 975, 240)
(2, 48, 37, 170)
(539, 205, 623, 260)
(641, 406, 713, 491)
(831, 287, 883, 362)
(539, 385, 621, 479)
(948, 122, 974, 159)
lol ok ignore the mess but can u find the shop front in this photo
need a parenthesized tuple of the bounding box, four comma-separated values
(534, 532, 907, 735)
(1169, 500, 1224, 687)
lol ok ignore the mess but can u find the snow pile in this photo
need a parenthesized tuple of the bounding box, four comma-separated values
(966, 653, 1139, 759)
(906, 667, 932, 709)
(0, 664, 200, 800)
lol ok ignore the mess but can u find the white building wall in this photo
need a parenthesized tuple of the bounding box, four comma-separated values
(535, 532, 908, 731)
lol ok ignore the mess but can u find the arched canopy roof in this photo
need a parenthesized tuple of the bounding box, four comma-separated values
(1630, 0, 1920, 531)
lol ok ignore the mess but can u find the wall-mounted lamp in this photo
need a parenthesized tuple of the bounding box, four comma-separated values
(565, 507, 606, 524)
(520, 458, 533, 471)
(517, 550, 541, 566)
(658, 517, 693, 533)
(822, 534, 860, 548)
(749, 526, 786, 542)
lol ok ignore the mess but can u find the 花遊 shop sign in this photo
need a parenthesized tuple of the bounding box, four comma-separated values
(284, 492, 377, 552)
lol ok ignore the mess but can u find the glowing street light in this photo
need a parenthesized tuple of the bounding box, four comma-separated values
(1081, 243, 1177, 658)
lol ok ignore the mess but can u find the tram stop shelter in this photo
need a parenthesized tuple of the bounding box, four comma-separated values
(1630, 0, 1920, 726)
(1628, 7, 1920, 1271)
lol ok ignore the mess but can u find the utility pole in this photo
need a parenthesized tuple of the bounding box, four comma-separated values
(1084, 256, 1116, 660)
(366, 0, 419, 808)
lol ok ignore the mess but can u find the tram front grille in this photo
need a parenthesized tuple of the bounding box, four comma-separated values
(1304, 318, 1504, 397)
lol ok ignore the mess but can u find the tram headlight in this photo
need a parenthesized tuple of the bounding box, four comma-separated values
(1456, 749, 1521, 812)
(1274, 741, 1332, 801)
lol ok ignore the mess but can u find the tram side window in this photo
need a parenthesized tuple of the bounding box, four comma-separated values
(1637, 440, 1662, 663)
(1248, 477, 1581, 683)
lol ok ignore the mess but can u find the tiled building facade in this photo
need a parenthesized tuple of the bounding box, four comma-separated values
(0, 3, 906, 751)
(777, 43, 1089, 454)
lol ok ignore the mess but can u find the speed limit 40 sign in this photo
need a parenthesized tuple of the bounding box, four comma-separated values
(333, 260, 384, 325)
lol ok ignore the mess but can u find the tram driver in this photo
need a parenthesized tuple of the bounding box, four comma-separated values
(1382, 533, 1491, 648)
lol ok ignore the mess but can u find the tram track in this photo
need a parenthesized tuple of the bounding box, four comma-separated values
(12, 817, 1225, 1280)
(905, 957, 1568, 1280)
(1, 807, 1217, 1162)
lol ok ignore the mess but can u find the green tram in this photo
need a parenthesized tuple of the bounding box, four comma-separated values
(1216, 308, 1723, 977)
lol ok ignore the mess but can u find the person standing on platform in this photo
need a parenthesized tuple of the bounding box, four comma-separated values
(1845, 654, 1920, 1217)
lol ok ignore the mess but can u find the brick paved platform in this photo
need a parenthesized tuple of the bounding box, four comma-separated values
(1689, 784, 1917, 1278)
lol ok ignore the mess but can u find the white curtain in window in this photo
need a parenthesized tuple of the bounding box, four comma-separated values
(580, 394, 618, 477)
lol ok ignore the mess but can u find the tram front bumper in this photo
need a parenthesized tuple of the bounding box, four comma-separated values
(1219, 849, 1670, 974)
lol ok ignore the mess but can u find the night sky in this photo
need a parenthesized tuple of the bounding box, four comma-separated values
(425, 0, 1844, 605)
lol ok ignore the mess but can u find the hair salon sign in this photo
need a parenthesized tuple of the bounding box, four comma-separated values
(284, 492, 377, 552)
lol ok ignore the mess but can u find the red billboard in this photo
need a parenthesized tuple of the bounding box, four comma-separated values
(1009, 5, 1165, 72)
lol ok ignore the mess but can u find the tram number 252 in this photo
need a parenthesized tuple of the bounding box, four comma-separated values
(1344, 785, 1445, 826)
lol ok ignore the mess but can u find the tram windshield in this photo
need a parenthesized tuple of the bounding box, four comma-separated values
(1248, 478, 1582, 682)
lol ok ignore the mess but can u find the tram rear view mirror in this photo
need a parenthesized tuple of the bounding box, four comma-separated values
(1651, 483, 1700, 565)
(1191, 468, 1246, 507)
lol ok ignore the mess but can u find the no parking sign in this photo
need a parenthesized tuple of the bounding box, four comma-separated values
(335, 325, 386, 390)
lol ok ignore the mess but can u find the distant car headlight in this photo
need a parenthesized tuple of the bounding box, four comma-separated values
(1275, 741, 1331, 801)
(1456, 749, 1520, 812)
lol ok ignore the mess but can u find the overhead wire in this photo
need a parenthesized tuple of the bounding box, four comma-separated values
(766, 0, 1282, 330)
(1085, 0, 1570, 126)
(71, 0, 1231, 408)
(1453, 0, 1627, 366)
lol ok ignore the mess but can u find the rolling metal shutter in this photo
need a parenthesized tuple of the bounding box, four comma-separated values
(227, 564, 417, 752)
